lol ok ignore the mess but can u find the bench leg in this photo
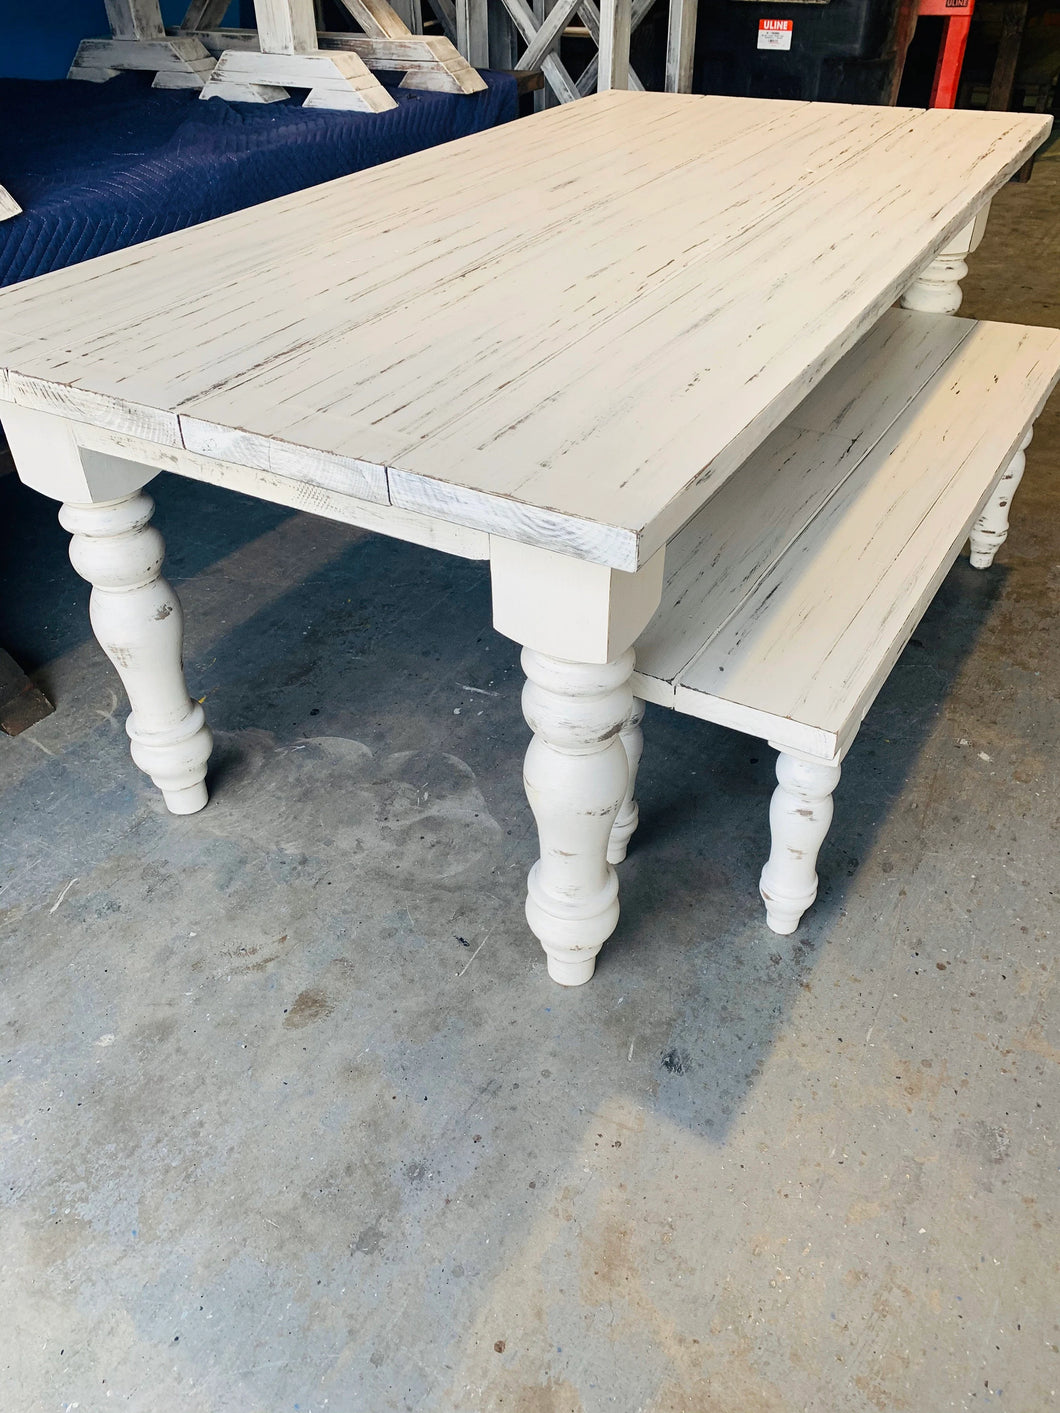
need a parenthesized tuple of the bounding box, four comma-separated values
(759, 752, 841, 935)
(59, 492, 213, 815)
(521, 648, 634, 985)
(969, 431, 1031, 569)
(607, 695, 645, 864)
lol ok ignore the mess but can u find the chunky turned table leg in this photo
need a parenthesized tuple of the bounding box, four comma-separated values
(608, 695, 645, 865)
(59, 492, 213, 814)
(899, 248, 969, 314)
(759, 752, 841, 935)
(520, 648, 634, 985)
(900, 209, 989, 316)
(970, 430, 1032, 569)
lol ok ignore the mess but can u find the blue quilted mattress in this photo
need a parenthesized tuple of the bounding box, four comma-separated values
(0, 68, 517, 286)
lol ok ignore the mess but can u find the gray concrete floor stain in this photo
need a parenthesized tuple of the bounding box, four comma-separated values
(2, 156, 1059, 1412)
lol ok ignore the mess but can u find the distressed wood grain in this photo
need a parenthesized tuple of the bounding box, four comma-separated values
(179, 0, 230, 30)
(255, 0, 318, 52)
(202, 47, 398, 109)
(105, 0, 166, 40)
(0, 95, 1051, 568)
(664, 0, 696, 92)
(68, 32, 216, 86)
(633, 317, 1060, 759)
(633, 310, 976, 689)
(190, 27, 487, 92)
(337, 0, 415, 37)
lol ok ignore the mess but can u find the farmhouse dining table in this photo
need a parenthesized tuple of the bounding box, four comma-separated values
(0, 90, 1050, 984)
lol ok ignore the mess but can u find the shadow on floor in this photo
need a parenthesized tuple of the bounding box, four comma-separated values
(35, 494, 1001, 1145)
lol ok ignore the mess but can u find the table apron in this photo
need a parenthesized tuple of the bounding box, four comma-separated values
(1, 407, 490, 562)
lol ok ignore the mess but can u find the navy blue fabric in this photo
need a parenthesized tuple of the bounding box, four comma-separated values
(0, 69, 517, 286)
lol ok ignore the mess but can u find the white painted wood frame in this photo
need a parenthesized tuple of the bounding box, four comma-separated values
(456, 0, 658, 101)
(69, 0, 216, 89)
(664, 0, 696, 92)
(189, 26, 487, 94)
(192, 0, 398, 109)
(199, 48, 398, 109)
(334, 0, 482, 89)
(179, 0, 231, 29)
(597, 0, 632, 91)
(454, 0, 693, 101)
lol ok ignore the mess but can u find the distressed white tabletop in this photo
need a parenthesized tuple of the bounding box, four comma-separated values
(0, 90, 1049, 570)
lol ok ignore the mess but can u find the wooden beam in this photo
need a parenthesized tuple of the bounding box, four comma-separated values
(179, 0, 230, 29)
(336, 0, 413, 39)
(201, 45, 399, 106)
(574, 0, 649, 95)
(424, 0, 458, 42)
(597, 0, 631, 89)
(255, 0, 318, 53)
(353, 33, 486, 90)
(189, 26, 258, 51)
(0, 648, 54, 736)
(664, 0, 696, 93)
(509, 66, 544, 93)
(189, 27, 487, 92)
(987, 0, 1029, 111)
(515, 0, 581, 73)
(488, 2, 518, 68)
(105, 0, 166, 40)
(457, 0, 490, 67)
(387, 0, 425, 30)
(499, 0, 581, 100)
(68, 33, 216, 87)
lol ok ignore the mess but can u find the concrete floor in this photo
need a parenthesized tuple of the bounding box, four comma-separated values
(2, 150, 1059, 1413)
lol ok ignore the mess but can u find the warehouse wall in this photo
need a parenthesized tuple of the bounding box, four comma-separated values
(0, 2, 238, 79)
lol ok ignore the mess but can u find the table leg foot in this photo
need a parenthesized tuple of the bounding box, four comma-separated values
(521, 648, 633, 985)
(200, 50, 399, 112)
(67, 36, 215, 90)
(970, 431, 1031, 569)
(60, 492, 213, 814)
(759, 752, 841, 935)
(541, 949, 598, 987)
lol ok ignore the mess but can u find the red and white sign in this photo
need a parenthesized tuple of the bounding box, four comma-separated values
(757, 17, 793, 49)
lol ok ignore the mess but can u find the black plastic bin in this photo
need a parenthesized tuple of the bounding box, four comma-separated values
(694, 0, 913, 104)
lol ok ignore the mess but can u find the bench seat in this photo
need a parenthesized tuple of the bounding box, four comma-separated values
(621, 307, 1060, 932)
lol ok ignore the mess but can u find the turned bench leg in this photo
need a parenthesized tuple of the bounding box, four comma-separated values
(759, 752, 842, 935)
(59, 492, 213, 814)
(521, 648, 633, 986)
(607, 695, 645, 864)
(970, 430, 1031, 569)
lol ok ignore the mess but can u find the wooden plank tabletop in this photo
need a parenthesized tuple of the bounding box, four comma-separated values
(0, 90, 1050, 570)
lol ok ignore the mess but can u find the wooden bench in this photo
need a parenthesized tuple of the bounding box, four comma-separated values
(614, 308, 1060, 934)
